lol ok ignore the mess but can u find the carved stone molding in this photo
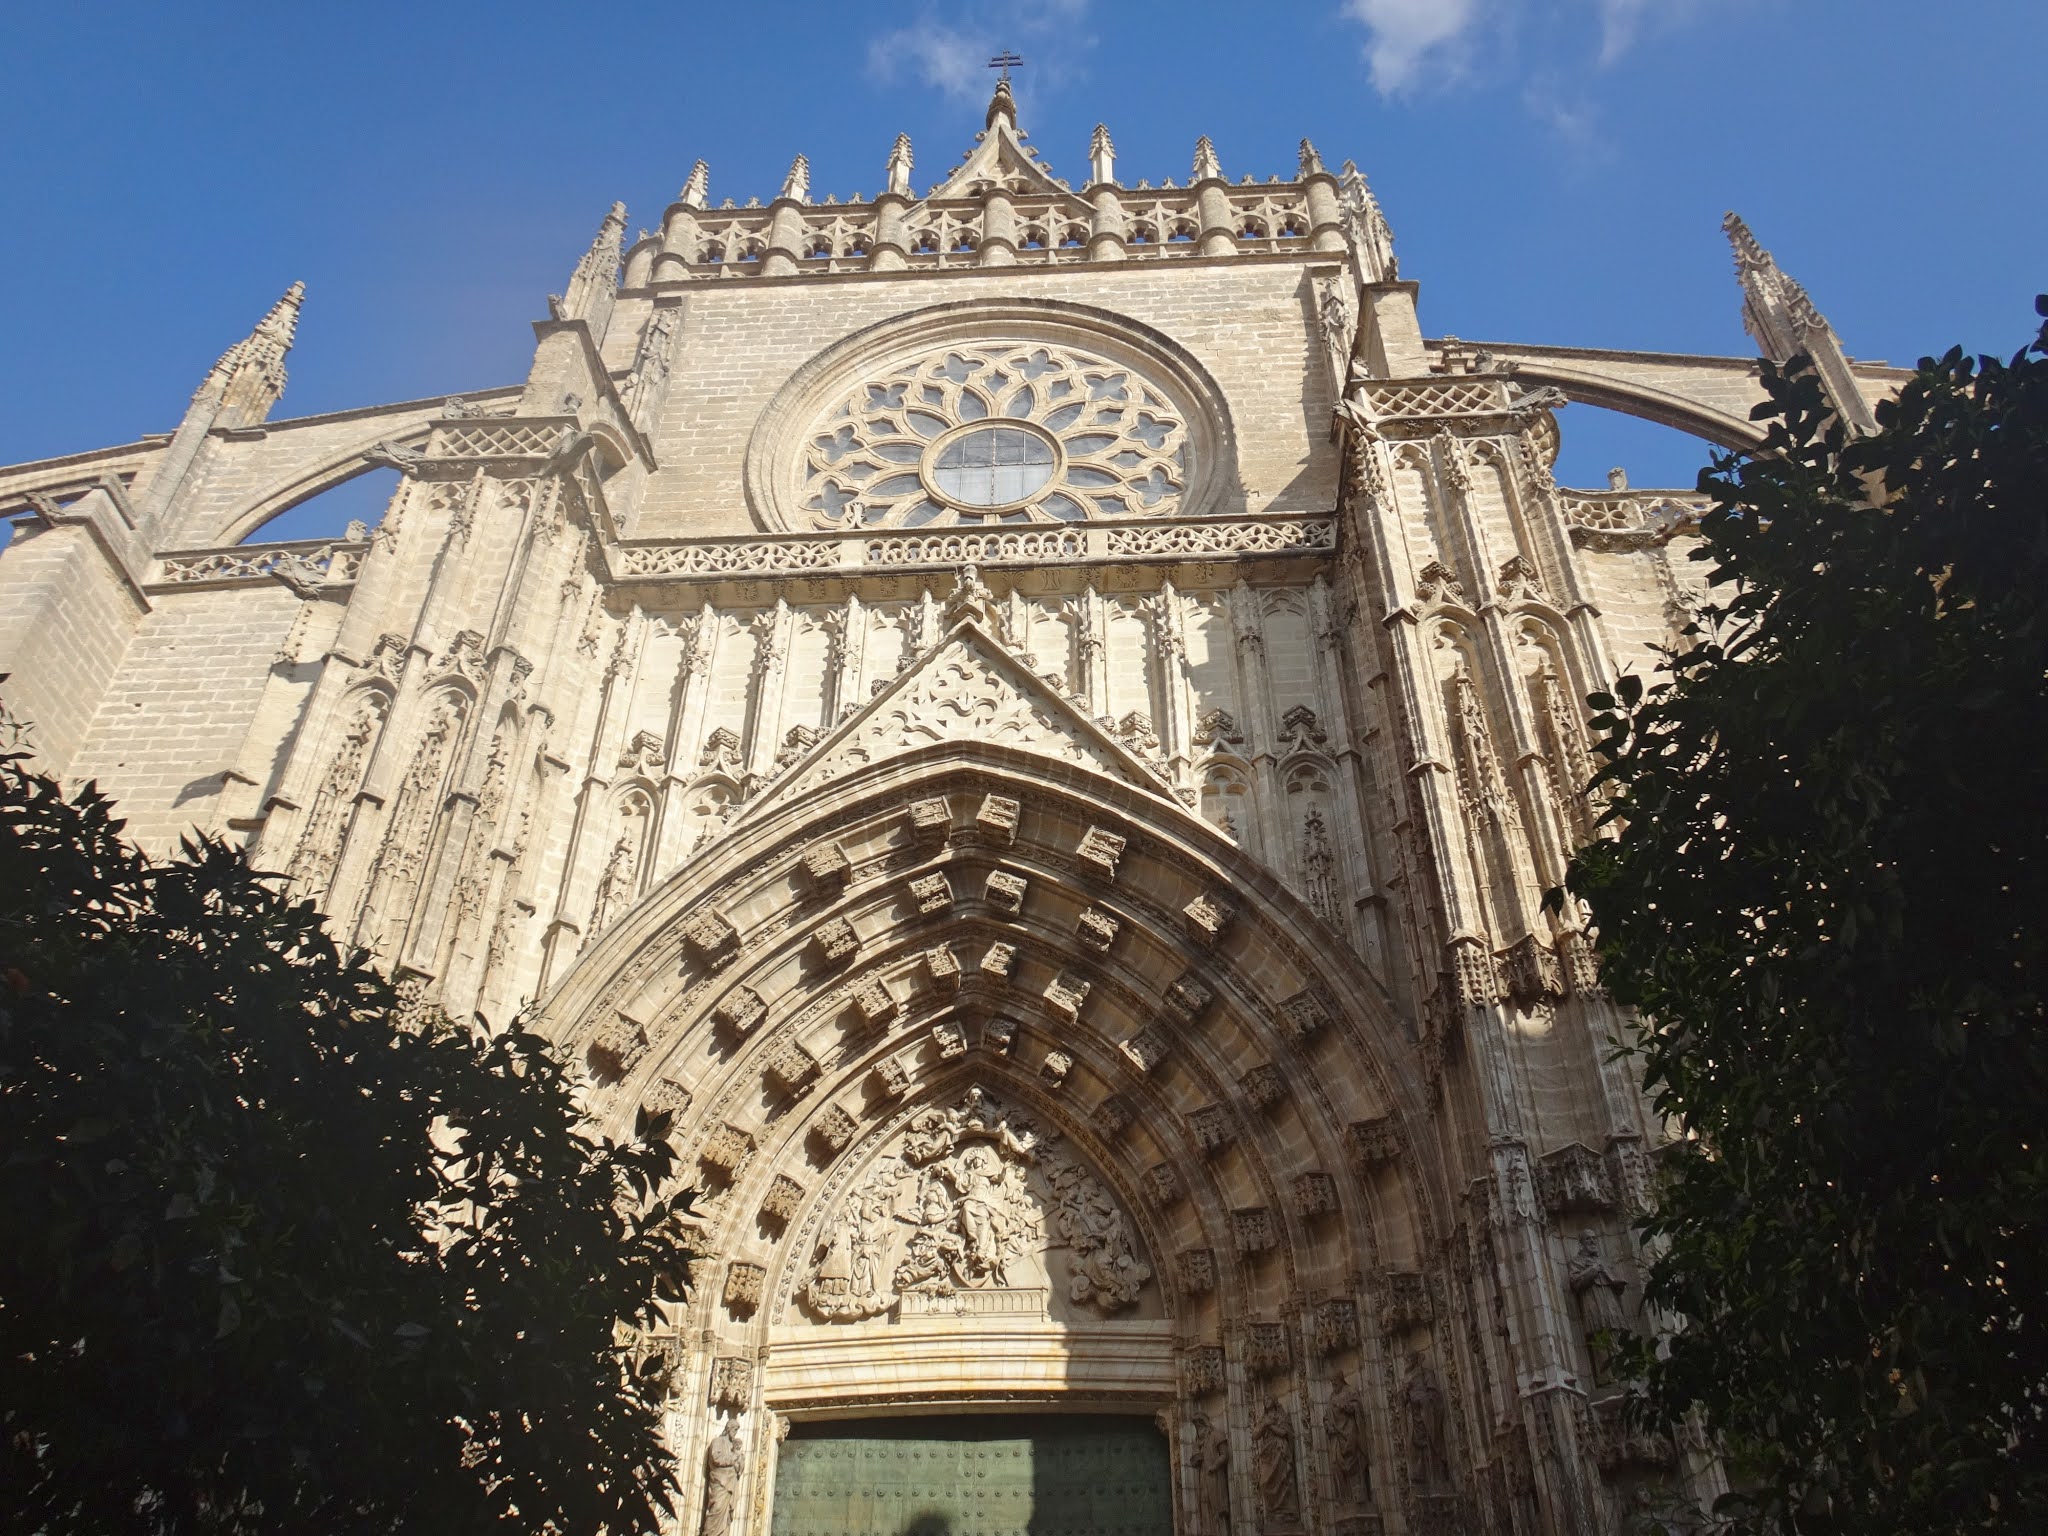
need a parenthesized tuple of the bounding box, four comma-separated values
(908, 795, 953, 840)
(1232, 1206, 1278, 1256)
(1189, 1104, 1234, 1156)
(1091, 1094, 1134, 1138)
(1348, 1116, 1403, 1172)
(1144, 1162, 1184, 1209)
(1497, 933, 1563, 1006)
(1077, 825, 1127, 879)
(1178, 1247, 1218, 1294)
(813, 1104, 858, 1153)
(713, 985, 767, 1037)
(926, 945, 962, 989)
(1179, 1344, 1226, 1398)
(1076, 907, 1120, 953)
(701, 1123, 755, 1177)
(1165, 973, 1214, 1022)
(1043, 970, 1091, 1020)
(1184, 891, 1235, 947)
(1537, 1143, 1617, 1215)
(681, 909, 740, 968)
(1241, 1062, 1285, 1112)
(1295, 1171, 1340, 1219)
(1119, 1024, 1173, 1074)
(764, 1037, 822, 1096)
(976, 793, 1021, 844)
(812, 916, 859, 965)
(724, 1262, 767, 1311)
(984, 869, 1028, 914)
(1245, 1320, 1293, 1376)
(851, 975, 898, 1027)
(1313, 1297, 1362, 1356)
(800, 840, 852, 891)
(1278, 986, 1334, 1042)
(708, 1355, 754, 1409)
(1378, 1269, 1431, 1334)
(760, 1174, 806, 1224)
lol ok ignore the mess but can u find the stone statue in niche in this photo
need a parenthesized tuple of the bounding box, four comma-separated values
(1192, 1409, 1232, 1536)
(1568, 1230, 1630, 1385)
(800, 1087, 1151, 1322)
(1326, 1368, 1372, 1504)
(1402, 1352, 1453, 1492)
(1253, 1397, 1302, 1526)
(699, 1417, 744, 1536)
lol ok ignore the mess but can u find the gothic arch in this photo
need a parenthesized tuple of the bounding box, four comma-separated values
(536, 740, 1447, 1503)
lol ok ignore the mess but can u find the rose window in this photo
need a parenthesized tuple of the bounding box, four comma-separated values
(800, 345, 1189, 528)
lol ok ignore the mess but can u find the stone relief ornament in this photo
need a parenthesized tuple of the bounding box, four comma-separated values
(800, 1087, 1152, 1323)
(798, 343, 1190, 530)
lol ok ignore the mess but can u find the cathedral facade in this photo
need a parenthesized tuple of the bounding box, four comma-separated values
(0, 83, 1903, 1536)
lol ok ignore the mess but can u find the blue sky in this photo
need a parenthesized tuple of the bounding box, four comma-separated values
(3, 2, 2041, 540)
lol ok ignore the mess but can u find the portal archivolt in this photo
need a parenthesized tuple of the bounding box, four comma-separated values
(537, 741, 1451, 1523)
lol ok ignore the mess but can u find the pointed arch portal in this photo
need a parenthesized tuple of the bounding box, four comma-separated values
(538, 628, 1446, 1533)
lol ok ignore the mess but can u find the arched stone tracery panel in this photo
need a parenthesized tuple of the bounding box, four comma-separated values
(538, 743, 1453, 1536)
(547, 746, 1439, 1261)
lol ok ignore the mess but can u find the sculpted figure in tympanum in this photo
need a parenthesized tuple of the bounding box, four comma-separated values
(801, 1087, 1152, 1323)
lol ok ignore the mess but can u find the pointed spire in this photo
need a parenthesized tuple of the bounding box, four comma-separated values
(205, 280, 306, 427)
(1298, 138, 1327, 179)
(679, 160, 709, 209)
(986, 75, 1017, 130)
(778, 154, 810, 203)
(1089, 124, 1116, 186)
(885, 134, 914, 197)
(1722, 211, 1877, 435)
(557, 201, 626, 335)
(1192, 136, 1222, 183)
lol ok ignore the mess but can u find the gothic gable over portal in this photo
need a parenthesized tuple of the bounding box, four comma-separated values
(740, 576, 1175, 824)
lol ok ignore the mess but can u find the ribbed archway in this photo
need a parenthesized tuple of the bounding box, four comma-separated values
(540, 739, 1453, 1535)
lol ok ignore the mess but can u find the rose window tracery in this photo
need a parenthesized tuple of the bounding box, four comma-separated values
(800, 345, 1189, 529)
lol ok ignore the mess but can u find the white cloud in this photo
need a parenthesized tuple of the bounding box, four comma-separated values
(867, 1, 1096, 102)
(1595, 0, 1655, 65)
(1340, 0, 1481, 94)
(868, 23, 992, 100)
(1341, 0, 1725, 98)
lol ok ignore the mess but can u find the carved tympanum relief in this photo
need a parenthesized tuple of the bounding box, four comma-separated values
(800, 343, 1189, 530)
(800, 1087, 1155, 1324)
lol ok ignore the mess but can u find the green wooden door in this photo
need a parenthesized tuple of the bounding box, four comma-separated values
(769, 1415, 1172, 1536)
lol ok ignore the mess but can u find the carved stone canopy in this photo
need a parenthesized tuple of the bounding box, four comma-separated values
(799, 1087, 1156, 1325)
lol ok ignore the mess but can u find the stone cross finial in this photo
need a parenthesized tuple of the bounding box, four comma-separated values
(1298, 138, 1326, 178)
(679, 160, 709, 209)
(885, 134, 914, 197)
(1088, 123, 1115, 186)
(1192, 135, 1222, 183)
(779, 154, 810, 204)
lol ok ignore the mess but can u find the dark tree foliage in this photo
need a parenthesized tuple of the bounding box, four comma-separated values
(0, 710, 695, 1533)
(1564, 302, 2048, 1532)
